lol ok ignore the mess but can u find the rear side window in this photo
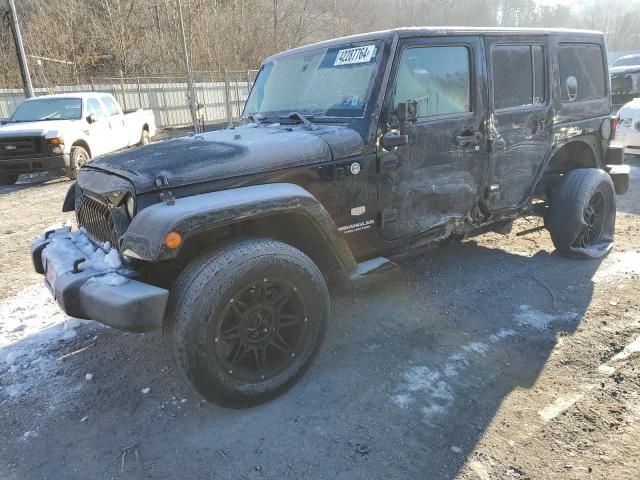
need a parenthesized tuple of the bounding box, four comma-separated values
(492, 45, 545, 110)
(87, 98, 107, 119)
(393, 45, 471, 119)
(558, 44, 606, 103)
(101, 97, 121, 116)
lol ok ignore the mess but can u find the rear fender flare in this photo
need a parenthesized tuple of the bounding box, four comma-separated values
(120, 183, 357, 271)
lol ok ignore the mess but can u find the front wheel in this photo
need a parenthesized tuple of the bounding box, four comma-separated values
(548, 168, 616, 258)
(165, 239, 329, 407)
(65, 146, 90, 180)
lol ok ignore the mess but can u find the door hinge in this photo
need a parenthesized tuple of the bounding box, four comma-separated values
(485, 184, 500, 202)
(380, 208, 398, 227)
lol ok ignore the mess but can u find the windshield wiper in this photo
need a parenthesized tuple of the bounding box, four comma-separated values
(247, 112, 267, 125)
(279, 111, 318, 131)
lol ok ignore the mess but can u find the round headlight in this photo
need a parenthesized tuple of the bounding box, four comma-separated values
(125, 194, 135, 218)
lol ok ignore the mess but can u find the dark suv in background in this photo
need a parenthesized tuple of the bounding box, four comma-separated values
(32, 27, 628, 406)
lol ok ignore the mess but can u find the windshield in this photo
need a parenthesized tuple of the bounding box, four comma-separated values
(10, 98, 82, 123)
(612, 56, 640, 67)
(245, 42, 382, 119)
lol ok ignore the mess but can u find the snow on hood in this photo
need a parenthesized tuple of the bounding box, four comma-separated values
(84, 123, 364, 193)
(0, 119, 83, 138)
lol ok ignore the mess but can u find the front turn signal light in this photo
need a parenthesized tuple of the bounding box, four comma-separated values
(164, 231, 182, 249)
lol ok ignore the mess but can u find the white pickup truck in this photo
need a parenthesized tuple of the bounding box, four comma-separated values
(0, 92, 156, 184)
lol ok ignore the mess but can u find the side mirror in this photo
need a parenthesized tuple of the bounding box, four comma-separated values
(565, 76, 578, 102)
(381, 130, 409, 149)
(86, 113, 97, 124)
(396, 101, 418, 124)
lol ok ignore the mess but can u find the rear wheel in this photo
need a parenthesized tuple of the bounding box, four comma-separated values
(165, 239, 329, 407)
(548, 168, 616, 258)
(0, 174, 18, 185)
(65, 146, 90, 180)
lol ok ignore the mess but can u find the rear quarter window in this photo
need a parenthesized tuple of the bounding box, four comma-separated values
(558, 43, 606, 103)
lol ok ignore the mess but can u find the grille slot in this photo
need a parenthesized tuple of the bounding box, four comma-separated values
(76, 194, 119, 247)
(611, 75, 634, 93)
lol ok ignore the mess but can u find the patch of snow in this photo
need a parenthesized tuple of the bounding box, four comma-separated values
(610, 336, 640, 362)
(489, 328, 517, 343)
(394, 366, 454, 423)
(463, 342, 489, 354)
(597, 364, 616, 375)
(391, 393, 413, 409)
(85, 373, 94, 381)
(513, 305, 576, 330)
(141, 387, 151, 394)
(592, 251, 640, 283)
(538, 393, 584, 422)
(451, 446, 462, 454)
(0, 284, 98, 403)
(42, 229, 130, 286)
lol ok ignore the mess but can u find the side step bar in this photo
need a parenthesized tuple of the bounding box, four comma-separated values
(338, 257, 398, 289)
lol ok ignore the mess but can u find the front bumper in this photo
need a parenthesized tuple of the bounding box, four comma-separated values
(0, 153, 69, 174)
(31, 227, 168, 332)
(615, 125, 640, 154)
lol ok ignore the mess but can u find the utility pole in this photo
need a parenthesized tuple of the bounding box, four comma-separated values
(7, 0, 34, 97)
(176, 0, 199, 132)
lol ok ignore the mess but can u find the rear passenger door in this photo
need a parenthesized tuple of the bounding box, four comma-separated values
(485, 38, 553, 211)
(85, 98, 110, 157)
(101, 96, 129, 151)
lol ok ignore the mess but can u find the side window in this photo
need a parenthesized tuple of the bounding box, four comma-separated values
(86, 98, 107, 120)
(492, 45, 545, 110)
(101, 97, 121, 116)
(558, 44, 605, 103)
(393, 46, 471, 119)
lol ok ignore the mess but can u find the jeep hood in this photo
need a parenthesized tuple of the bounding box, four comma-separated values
(87, 124, 364, 193)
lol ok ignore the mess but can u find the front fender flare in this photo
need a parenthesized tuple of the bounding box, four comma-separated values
(120, 183, 357, 271)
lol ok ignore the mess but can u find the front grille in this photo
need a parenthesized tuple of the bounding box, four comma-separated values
(0, 136, 43, 158)
(611, 75, 633, 93)
(76, 194, 119, 247)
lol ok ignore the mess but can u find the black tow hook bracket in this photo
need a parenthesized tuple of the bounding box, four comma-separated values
(72, 258, 86, 273)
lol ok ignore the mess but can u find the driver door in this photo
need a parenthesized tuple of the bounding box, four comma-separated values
(378, 36, 488, 240)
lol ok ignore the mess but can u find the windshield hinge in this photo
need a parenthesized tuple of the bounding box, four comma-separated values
(159, 190, 175, 206)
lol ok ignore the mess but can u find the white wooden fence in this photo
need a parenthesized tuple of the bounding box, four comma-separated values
(0, 70, 258, 129)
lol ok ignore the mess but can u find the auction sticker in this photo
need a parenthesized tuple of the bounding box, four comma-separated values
(334, 45, 376, 66)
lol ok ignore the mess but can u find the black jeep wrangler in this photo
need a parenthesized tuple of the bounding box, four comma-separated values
(32, 27, 629, 406)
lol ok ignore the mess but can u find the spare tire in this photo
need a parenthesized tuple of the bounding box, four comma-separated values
(548, 168, 616, 259)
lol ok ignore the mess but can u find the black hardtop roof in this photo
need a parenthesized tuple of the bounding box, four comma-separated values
(267, 26, 604, 61)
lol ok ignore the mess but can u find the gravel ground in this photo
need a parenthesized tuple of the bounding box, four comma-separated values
(0, 159, 639, 479)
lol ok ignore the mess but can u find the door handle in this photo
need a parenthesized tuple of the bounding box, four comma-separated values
(454, 132, 483, 147)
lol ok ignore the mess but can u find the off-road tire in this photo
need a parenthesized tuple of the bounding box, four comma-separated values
(65, 146, 90, 180)
(0, 174, 18, 185)
(139, 129, 150, 146)
(164, 239, 329, 407)
(548, 168, 616, 257)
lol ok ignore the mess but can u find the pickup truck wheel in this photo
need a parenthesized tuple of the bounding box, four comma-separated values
(548, 168, 616, 258)
(0, 174, 18, 185)
(139, 130, 150, 146)
(66, 146, 90, 180)
(165, 239, 329, 407)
